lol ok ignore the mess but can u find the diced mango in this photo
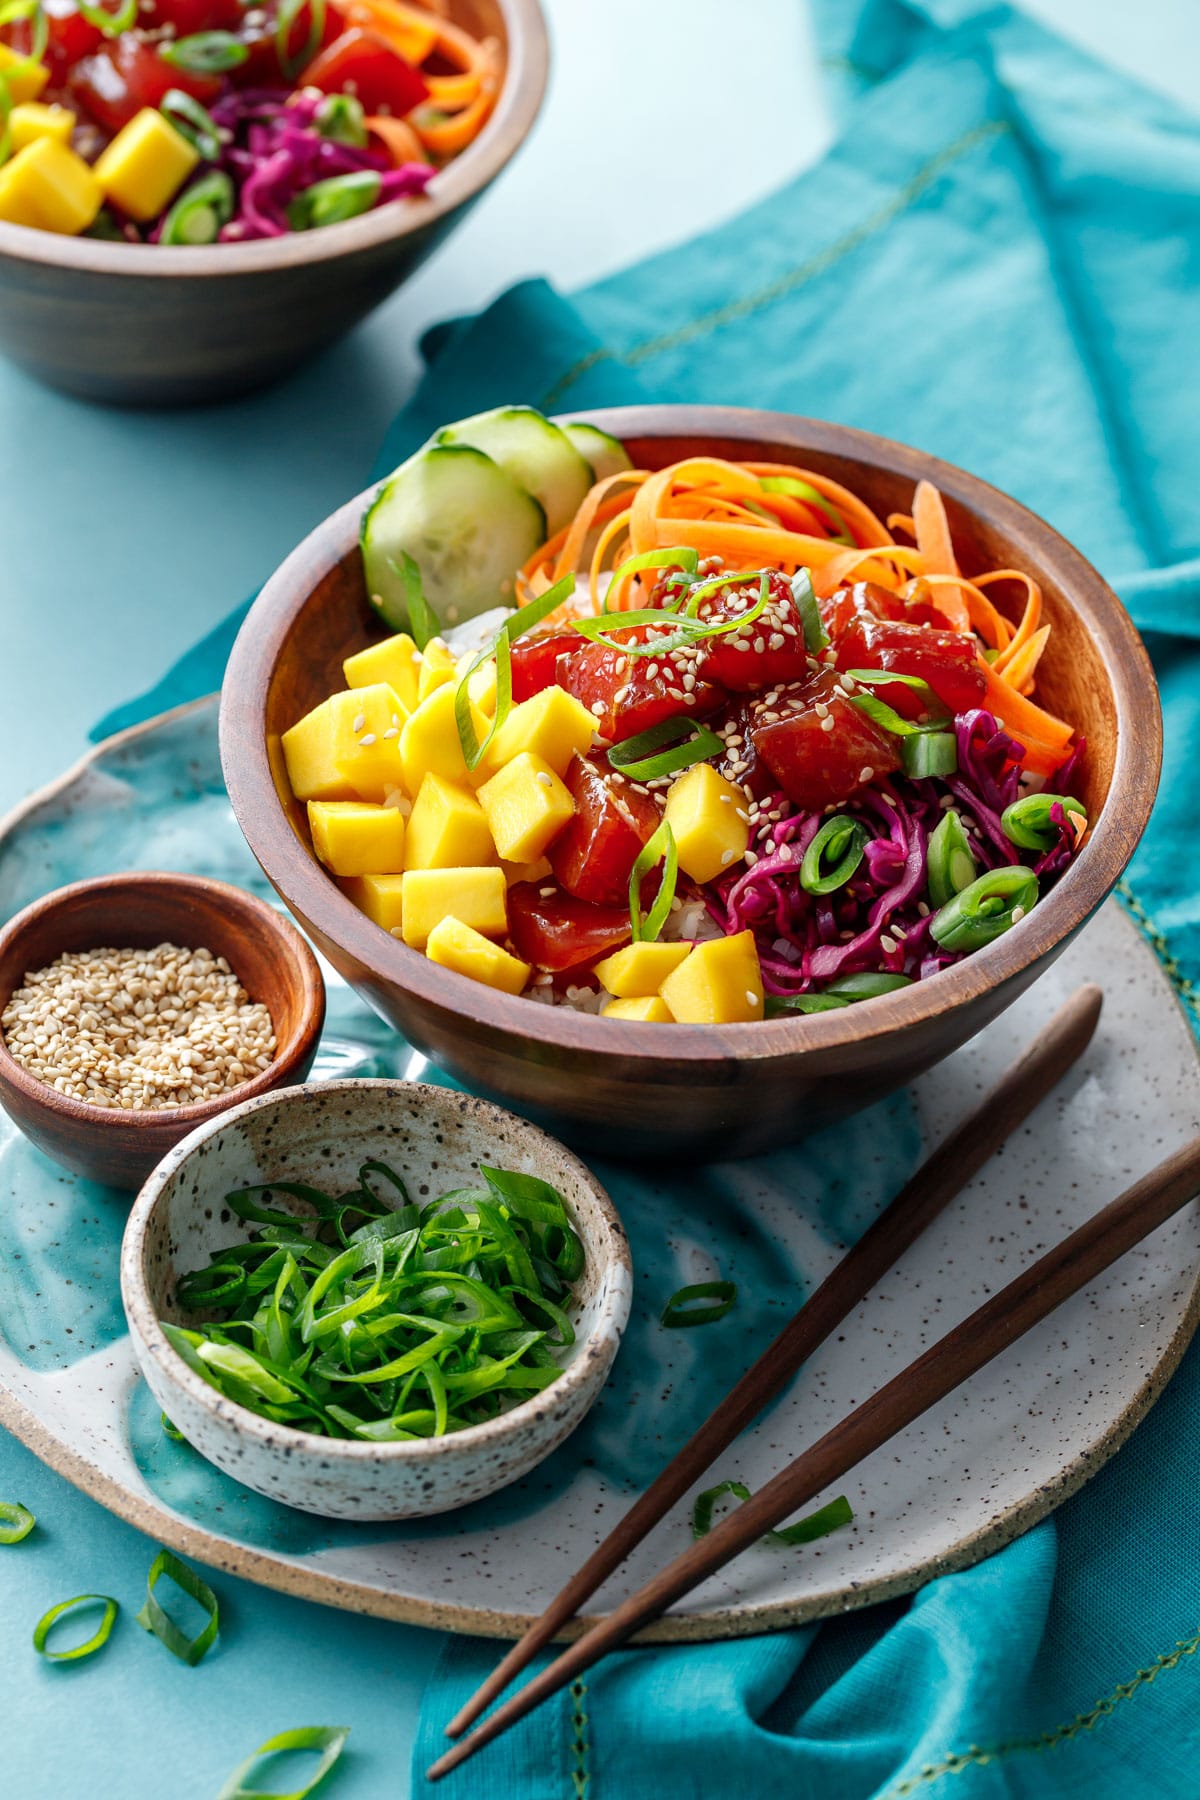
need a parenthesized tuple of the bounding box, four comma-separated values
(405, 773, 496, 870)
(283, 686, 407, 803)
(398, 682, 488, 796)
(341, 873, 405, 933)
(400, 868, 507, 951)
(477, 752, 574, 864)
(308, 800, 405, 877)
(601, 996, 674, 1023)
(343, 633, 421, 713)
(476, 686, 597, 781)
(593, 941, 692, 998)
(660, 930, 764, 1024)
(0, 42, 49, 103)
(93, 107, 199, 223)
(282, 698, 352, 802)
(500, 856, 553, 886)
(10, 102, 75, 151)
(663, 765, 751, 884)
(0, 135, 100, 234)
(417, 636, 458, 701)
(426, 916, 531, 996)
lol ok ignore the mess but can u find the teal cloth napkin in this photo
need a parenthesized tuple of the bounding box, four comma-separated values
(87, 3, 1200, 1795)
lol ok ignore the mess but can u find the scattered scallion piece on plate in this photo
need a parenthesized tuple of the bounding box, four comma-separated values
(0, 1500, 35, 1543)
(661, 1281, 737, 1328)
(692, 1483, 853, 1545)
(33, 1594, 119, 1662)
(136, 1547, 220, 1665)
(215, 1724, 350, 1800)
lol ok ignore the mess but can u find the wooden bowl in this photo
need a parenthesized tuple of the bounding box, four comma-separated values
(0, 871, 325, 1188)
(219, 406, 1162, 1161)
(0, 0, 547, 405)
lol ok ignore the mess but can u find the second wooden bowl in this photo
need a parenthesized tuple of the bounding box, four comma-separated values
(219, 406, 1162, 1161)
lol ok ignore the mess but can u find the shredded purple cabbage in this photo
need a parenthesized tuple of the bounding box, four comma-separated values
(704, 709, 1083, 997)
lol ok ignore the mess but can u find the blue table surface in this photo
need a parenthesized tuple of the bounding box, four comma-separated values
(1, 3, 1198, 1795)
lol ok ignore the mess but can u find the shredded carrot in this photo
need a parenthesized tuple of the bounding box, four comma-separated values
(744, 463, 894, 546)
(999, 624, 1051, 695)
(340, 0, 437, 60)
(912, 480, 971, 632)
(364, 115, 430, 167)
(327, 2, 502, 165)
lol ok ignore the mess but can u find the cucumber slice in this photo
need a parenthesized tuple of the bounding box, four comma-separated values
(436, 405, 593, 537)
(361, 445, 545, 632)
(564, 421, 634, 483)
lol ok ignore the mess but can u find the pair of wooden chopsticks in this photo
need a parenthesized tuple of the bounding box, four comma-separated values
(429, 985, 1200, 1782)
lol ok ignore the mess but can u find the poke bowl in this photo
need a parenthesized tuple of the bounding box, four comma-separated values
(0, 0, 547, 403)
(219, 404, 1160, 1160)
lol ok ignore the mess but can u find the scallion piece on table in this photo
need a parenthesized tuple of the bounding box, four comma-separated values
(161, 1414, 186, 1442)
(388, 551, 439, 650)
(159, 170, 234, 245)
(161, 28, 249, 72)
(33, 1594, 118, 1662)
(0, 1500, 35, 1542)
(799, 814, 869, 895)
(661, 1281, 737, 1328)
(1001, 792, 1088, 852)
(692, 1482, 853, 1544)
(759, 476, 855, 545)
(789, 568, 828, 653)
(901, 729, 957, 778)
(215, 1724, 349, 1800)
(454, 572, 576, 768)
(929, 866, 1039, 953)
(629, 820, 677, 944)
(289, 170, 382, 231)
(160, 90, 223, 161)
(926, 808, 977, 909)
(136, 1547, 220, 1665)
(607, 716, 723, 782)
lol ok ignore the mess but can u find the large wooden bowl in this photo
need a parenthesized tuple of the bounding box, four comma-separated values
(220, 407, 1161, 1160)
(0, 0, 547, 405)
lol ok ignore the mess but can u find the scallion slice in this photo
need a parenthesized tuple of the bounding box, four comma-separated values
(33, 1594, 118, 1661)
(799, 815, 869, 895)
(691, 1482, 853, 1544)
(926, 808, 977, 910)
(789, 568, 828, 652)
(160, 89, 223, 160)
(602, 545, 698, 613)
(454, 572, 575, 768)
(845, 668, 947, 714)
(629, 820, 677, 944)
(901, 729, 957, 778)
(765, 972, 913, 1016)
(315, 92, 367, 147)
(1001, 792, 1087, 853)
(77, 0, 136, 34)
(388, 551, 439, 650)
(159, 169, 235, 244)
(661, 1281, 737, 1328)
(575, 568, 773, 659)
(0, 0, 48, 68)
(160, 27, 247, 72)
(929, 866, 1039, 953)
(607, 715, 723, 782)
(289, 169, 381, 231)
(161, 1414, 186, 1442)
(215, 1725, 350, 1800)
(275, 0, 326, 81)
(136, 1547, 220, 1665)
(0, 1500, 35, 1542)
(759, 475, 855, 544)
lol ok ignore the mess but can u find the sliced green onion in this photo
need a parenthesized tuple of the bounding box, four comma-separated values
(0, 77, 12, 168)
(455, 572, 576, 769)
(845, 668, 948, 717)
(576, 568, 772, 659)
(176, 1258, 247, 1308)
(759, 475, 855, 545)
(661, 1280, 737, 1328)
(161, 1414, 186, 1442)
(388, 550, 439, 650)
(789, 568, 828, 653)
(276, 0, 326, 81)
(926, 809, 978, 910)
(161, 30, 249, 73)
(764, 993, 849, 1016)
(929, 866, 1039, 954)
(629, 819, 677, 944)
(1000, 792, 1087, 853)
(0, 1500, 35, 1542)
(607, 715, 723, 782)
(601, 545, 698, 613)
(216, 1725, 350, 1800)
(901, 730, 957, 778)
(0, 0, 48, 65)
(315, 92, 366, 147)
(848, 692, 941, 738)
(77, 0, 137, 34)
(692, 1482, 853, 1544)
(799, 815, 869, 895)
(289, 169, 381, 231)
(765, 972, 912, 1016)
(136, 1548, 220, 1665)
(33, 1594, 118, 1662)
(160, 90, 223, 160)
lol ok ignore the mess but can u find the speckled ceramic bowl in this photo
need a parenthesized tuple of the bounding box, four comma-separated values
(120, 1079, 631, 1520)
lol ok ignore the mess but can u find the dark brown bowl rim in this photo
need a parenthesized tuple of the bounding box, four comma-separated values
(0, 0, 547, 277)
(220, 404, 1162, 1066)
(0, 870, 325, 1129)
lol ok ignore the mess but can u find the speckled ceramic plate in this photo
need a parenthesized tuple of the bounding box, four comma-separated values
(1, 696, 1198, 1642)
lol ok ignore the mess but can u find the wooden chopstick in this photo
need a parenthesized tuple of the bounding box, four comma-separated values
(430, 1129, 1200, 1782)
(443, 983, 1103, 1744)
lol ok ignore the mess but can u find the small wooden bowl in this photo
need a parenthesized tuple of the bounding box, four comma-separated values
(220, 406, 1162, 1161)
(0, 872, 325, 1188)
(0, 0, 547, 405)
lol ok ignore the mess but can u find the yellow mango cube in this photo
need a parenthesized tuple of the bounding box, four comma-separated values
(476, 686, 597, 781)
(477, 752, 574, 864)
(343, 633, 421, 713)
(602, 996, 674, 1022)
(500, 856, 552, 886)
(405, 773, 495, 870)
(399, 682, 488, 796)
(93, 107, 199, 223)
(341, 873, 405, 933)
(400, 868, 507, 951)
(593, 941, 691, 998)
(0, 43, 49, 103)
(663, 764, 751, 884)
(0, 136, 100, 234)
(10, 103, 75, 151)
(308, 800, 405, 877)
(660, 930, 764, 1024)
(282, 686, 407, 802)
(417, 637, 458, 701)
(282, 698, 352, 802)
(426, 916, 531, 996)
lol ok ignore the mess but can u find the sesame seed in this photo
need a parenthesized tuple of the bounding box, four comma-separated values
(535, 771, 554, 788)
(540, 886, 556, 897)
(358, 733, 377, 747)
(720, 849, 736, 865)
(382, 728, 399, 740)
(745, 991, 758, 1007)
(352, 713, 366, 733)
(590, 701, 606, 717)
(718, 794, 733, 804)
(820, 716, 835, 733)
(1011, 905, 1026, 924)
(859, 766, 874, 783)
